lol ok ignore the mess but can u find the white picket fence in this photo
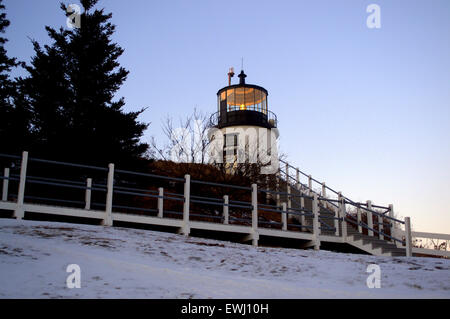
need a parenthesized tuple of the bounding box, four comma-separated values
(279, 159, 450, 258)
(394, 229, 450, 258)
(0, 151, 449, 258)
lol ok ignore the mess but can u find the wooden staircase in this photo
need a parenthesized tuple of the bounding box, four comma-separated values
(272, 171, 407, 257)
(346, 225, 406, 256)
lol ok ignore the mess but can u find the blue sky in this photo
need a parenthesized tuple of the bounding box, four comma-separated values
(4, 0, 450, 233)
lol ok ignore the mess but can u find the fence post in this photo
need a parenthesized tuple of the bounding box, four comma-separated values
(389, 204, 395, 242)
(321, 181, 327, 213)
(285, 162, 289, 183)
(357, 206, 362, 233)
(405, 217, 412, 257)
(84, 178, 92, 210)
(296, 168, 300, 190)
(312, 194, 320, 250)
(282, 202, 287, 231)
(367, 200, 374, 237)
(103, 163, 114, 226)
(334, 205, 340, 236)
(378, 209, 383, 240)
(181, 174, 191, 236)
(2, 167, 9, 201)
(308, 175, 312, 196)
(300, 196, 306, 232)
(158, 187, 164, 218)
(251, 183, 258, 246)
(287, 183, 291, 221)
(276, 173, 280, 207)
(14, 151, 28, 220)
(223, 195, 229, 225)
(339, 194, 347, 240)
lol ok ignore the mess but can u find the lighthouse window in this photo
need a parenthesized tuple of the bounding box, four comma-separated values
(262, 95, 267, 114)
(255, 90, 263, 112)
(224, 133, 238, 148)
(234, 87, 245, 110)
(219, 87, 268, 114)
(226, 89, 235, 111)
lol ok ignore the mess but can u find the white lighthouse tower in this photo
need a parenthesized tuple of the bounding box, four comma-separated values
(209, 69, 279, 174)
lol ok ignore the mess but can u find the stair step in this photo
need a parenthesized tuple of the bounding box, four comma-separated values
(269, 178, 405, 257)
(379, 246, 403, 253)
(390, 251, 407, 256)
(384, 248, 405, 253)
(347, 233, 406, 256)
(349, 234, 395, 245)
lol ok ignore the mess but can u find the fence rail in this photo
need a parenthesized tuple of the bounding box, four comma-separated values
(1, 151, 448, 258)
(270, 158, 449, 257)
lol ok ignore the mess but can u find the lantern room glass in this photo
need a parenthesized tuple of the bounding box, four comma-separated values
(219, 87, 268, 115)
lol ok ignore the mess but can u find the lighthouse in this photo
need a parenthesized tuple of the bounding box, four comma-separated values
(209, 68, 279, 174)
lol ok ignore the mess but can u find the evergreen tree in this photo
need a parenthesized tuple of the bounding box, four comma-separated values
(0, 0, 15, 88)
(23, 0, 149, 167)
(0, 0, 30, 154)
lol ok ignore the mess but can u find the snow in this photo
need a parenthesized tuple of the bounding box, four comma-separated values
(0, 218, 449, 298)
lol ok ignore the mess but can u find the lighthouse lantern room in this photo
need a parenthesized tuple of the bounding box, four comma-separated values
(211, 69, 277, 129)
(209, 68, 279, 169)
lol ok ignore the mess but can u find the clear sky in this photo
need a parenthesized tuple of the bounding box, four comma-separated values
(4, 0, 450, 234)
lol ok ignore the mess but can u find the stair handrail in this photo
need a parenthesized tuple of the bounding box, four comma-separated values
(277, 158, 413, 248)
(278, 158, 401, 224)
(345, 216, 405, 245)
(344, 199, 404, 224)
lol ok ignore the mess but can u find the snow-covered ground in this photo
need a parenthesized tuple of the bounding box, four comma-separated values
(0, 218, 449, 298)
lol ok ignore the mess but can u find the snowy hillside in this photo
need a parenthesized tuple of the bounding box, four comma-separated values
(0, 218, 449, 298)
